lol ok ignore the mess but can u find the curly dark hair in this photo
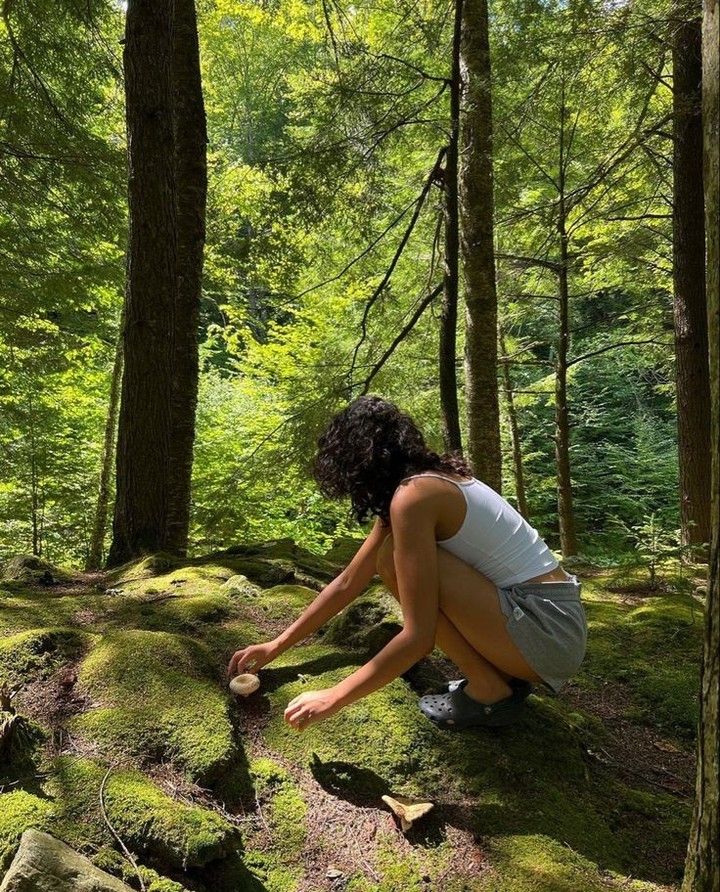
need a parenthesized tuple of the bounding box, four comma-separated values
(312, 394, 474, 526)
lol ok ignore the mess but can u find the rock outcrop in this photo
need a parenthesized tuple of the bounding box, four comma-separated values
(0, 829, 133, 892)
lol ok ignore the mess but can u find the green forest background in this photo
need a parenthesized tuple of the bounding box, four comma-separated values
(0, 0, 691, 568)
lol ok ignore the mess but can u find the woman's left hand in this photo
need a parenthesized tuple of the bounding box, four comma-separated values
(283, 688, 340, 732)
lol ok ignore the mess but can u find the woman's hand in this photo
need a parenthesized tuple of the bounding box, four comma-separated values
(283, 688, 340, 732)
(227, 640, 280, 678)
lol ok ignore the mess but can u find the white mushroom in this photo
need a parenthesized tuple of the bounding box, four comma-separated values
(229, 673, 261, 697)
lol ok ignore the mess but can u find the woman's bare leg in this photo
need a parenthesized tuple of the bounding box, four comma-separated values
(376, 535, 543, 703)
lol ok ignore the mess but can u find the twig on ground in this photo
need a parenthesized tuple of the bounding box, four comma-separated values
(99, 764, 147, 892)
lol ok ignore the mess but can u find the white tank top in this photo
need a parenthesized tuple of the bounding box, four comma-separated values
(398, 472, 560, 588)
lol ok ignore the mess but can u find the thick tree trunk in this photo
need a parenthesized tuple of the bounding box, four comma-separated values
(682, 0, 719, 886)
(672, 10, 711, 551)
(107, 0, 177, 567)
(499, 329, 529, 519)
(86, 320, 124, 571)
(439, 0, 464, 455)
(166, 0, 207, 555)
(460, 0, 501, 489)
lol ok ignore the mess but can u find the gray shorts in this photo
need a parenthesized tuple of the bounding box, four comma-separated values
(496, 575, 587, 694)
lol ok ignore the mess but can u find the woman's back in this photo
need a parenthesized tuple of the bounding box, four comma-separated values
(398, 472, 560, 588)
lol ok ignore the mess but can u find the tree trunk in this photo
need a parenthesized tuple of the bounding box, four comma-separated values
(165, 0, 207, 555)
(556, 208, 578, 557)
(460, 0, 501, 489)
(672, 9, 711, 551)
(28, 394, 40, 558)
(439, 0, 464, 455)
(107, 0, 177, 567)
(86, 318, 124, 571)
(499, 328, 529, 519)
(682, 0, 719, 885)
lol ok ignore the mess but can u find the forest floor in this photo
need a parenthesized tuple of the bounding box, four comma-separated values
(0, 540, 704, 892)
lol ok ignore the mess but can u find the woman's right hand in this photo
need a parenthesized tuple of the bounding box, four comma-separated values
(227, 640, 280, 678)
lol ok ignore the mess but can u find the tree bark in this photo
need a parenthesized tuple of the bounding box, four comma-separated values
(439, 0, 464, 455)
(166, 0, 207, 555)
(555, 205, 578, 558)
(460, 0, 501, 489)
(672, 8, 711, 551)
(87, 318, 124, 571)
(682, 0, 719, 885)
(499, 328, 529, 519)
(555, 79, 579, 558)
(107, 0, 177, 567)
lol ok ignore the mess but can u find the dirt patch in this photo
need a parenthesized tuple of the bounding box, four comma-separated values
(15, 658, 93, 756)
(564, 680, 696, 798)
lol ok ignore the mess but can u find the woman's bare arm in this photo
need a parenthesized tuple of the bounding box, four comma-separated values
(271, 517, 390, 655)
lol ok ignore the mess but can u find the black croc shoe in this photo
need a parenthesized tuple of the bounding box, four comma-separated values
(437, 677, 533, 699)
(419, 682, 530, 729)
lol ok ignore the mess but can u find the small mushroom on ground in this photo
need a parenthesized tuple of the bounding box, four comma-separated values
(229, 673, 261, 696)
(381, 794, 434, 832)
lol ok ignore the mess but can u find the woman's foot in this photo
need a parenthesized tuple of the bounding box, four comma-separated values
(418, 682, 530, 729)
(439, 676, 533, 700)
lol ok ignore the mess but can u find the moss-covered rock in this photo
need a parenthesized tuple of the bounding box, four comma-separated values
(92, 848, 190, 892)
(323, 535, 364, 566)
(222, 575, 262, 599)
(70, 630, 241, 789)
(321, 589, 402, 655)
(0, 628, 87, 688)
(0, 555, 70, 586)
(48, 757, 239, 870)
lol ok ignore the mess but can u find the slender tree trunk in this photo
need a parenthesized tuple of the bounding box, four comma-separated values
(107, 0, 177, 567)
(499, 328, 529, 519)
(672, 8, 711, 551)
(87, 319, 124, 571)
(460, 0, 501, 489)
(439, 0, 464, 454)
(555, 80, 578, 558)
(682, 0, 719, 885)
(28, 394, 39, 557)
(166, 0, 207, 555)
(555, 211, 578, 557)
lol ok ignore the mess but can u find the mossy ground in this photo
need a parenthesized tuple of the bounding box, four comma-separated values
(0, 547, 701, 891)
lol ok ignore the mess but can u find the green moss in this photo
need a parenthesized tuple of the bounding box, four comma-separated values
(577, 593, 702, 736)
(70, 630, 239, 787)
(0, 628, 87, 686)
(478, 834, 614, 892)
(249, 758, 307, 858)
(48, 757, 239, 869)
(0, 790, 53, 872)
(249, 757, 291, 794)
(241, 849, 302, 892)
(262, 643, 440, 798)
(92, 848, 190, 892)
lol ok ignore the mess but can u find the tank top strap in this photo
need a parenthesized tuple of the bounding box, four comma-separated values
(399, 472, 475, 491)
